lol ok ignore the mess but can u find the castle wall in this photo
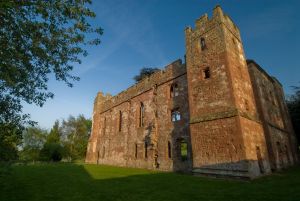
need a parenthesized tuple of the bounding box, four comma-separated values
(190, 117, 249, 176)
(86, 60, 192, 171)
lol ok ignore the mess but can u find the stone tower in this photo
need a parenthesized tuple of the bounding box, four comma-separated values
(185, 6, 271, 178)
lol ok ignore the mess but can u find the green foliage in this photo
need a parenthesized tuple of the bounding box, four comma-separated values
(180, 142, 188, 161)
(39, 142, 64, 162)
(18, 115, 91, 162)
(0, 124, 21, 161)
(287, 85, 300, 143)
(61, 115, 91, 161)
(19, 127, 47, 162)
(47, 121, 61, 144)
(0, 0, 102, 160)
(39, 121, 63, 161)
(133, 67, 160, 83)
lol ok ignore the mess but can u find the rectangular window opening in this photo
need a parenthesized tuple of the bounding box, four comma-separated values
(203, 67, 210, 79)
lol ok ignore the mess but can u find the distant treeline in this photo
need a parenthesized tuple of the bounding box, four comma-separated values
(17, 115, 91, 162)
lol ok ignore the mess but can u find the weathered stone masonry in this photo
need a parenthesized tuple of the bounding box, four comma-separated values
(86, 6, 299, 178)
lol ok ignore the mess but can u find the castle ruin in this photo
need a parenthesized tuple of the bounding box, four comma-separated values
(86, 6, 299, 178)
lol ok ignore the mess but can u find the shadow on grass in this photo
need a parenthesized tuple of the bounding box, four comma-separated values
(1, 163, 300, 201)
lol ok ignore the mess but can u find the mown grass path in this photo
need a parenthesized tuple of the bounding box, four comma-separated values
(1, 163, 299, 201)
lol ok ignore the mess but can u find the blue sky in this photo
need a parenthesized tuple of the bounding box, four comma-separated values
(23, 0, 300, 129)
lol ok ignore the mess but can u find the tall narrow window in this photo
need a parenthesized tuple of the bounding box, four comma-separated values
(135, 143, 138, 159)
(168, 141, 172, 159)
(170, 83, 179, 98)
(144, 142, 148, 159)
(171, 108, 181, 122)
(139, 102, 144, 127)
(200, 37, 206, 50)
(103, 117, 106, 135)
(102, 146, 105, 158)
(97, 150, 100, 164)
(118, 111, 122, 132)
(202, 67, 210, 79)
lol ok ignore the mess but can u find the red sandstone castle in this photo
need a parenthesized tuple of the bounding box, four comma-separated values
(86, 6, 299, 178)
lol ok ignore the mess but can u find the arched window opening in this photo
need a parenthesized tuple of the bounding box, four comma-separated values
(170, 83, 179, 98)
(171, 108, 181, 122)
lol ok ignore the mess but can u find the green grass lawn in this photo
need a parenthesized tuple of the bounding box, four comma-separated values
(1, 163, 300, 201)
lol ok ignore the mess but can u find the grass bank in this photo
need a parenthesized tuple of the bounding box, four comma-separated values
(1, 163, 299, 201)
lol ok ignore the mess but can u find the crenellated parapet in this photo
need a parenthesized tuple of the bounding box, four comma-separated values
(187, 5, 241, 43)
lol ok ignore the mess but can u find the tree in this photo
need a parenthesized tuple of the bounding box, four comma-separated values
(287, 85, 300, 143)
(39, 142, 64, 162)
(0, 0, 102, 160)
(133, 67, 160, 83)
(61, 115, 91, 161)
(46, 120, 61, 144)
(40, 121, 64, 161)
(19, 126, 47, 162)
(0, 124, 21, 161)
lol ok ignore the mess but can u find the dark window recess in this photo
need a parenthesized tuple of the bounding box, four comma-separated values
(203, 67, 210, 79)
(144, 142, 148, 158)
(168, 141, 172, 159)
(200, 37, 206, 50)
(170, 83, 179, 98)
(171, 109, 181, 122)
(135, 143, 138, 159)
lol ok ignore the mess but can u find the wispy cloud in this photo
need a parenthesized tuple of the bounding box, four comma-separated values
(77, 0, 167, 75)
